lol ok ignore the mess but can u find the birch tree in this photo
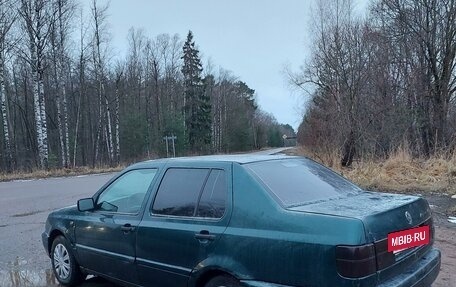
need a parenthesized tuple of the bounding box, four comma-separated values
(114, 62, 123, 164)
(0, 0, 16, 170)
(51, 0, 73, 167)
(20, 0, 52, 169)
(73, 6, 89, 167)
(90, 0, 114, 165)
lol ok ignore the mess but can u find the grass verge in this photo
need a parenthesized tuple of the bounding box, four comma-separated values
(0, 166, 124, 182)
(289, 146, 456, 195)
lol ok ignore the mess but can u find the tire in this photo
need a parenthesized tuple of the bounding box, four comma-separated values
(50, 235, 84, 286)
(205, 275, 241, 287)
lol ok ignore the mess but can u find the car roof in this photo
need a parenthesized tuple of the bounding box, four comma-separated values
(129, 153, 300, 168)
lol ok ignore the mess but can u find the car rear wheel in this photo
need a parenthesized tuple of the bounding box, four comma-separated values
(205, 275, 241, 287)
(51, 235, 83, 286)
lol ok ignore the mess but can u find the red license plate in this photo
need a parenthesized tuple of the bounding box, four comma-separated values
(387, 225, 429, 253)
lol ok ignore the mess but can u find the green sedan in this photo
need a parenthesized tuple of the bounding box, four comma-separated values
(42, 155, 440, 287)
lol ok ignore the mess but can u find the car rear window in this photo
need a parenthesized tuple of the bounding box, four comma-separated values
(246, 159, 361, 206)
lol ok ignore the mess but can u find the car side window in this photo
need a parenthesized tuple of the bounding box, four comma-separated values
(96, 169, 157, 214)
(196, 169, 226, 218)
(152, 168, 210, 217)
(152, 168, 227, 218)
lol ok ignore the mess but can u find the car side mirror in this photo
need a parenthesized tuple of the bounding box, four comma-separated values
(78, 198, 95, 212)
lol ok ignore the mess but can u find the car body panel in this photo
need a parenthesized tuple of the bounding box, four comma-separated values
(136, 161, 233, 287)
(73, 210, 141, 283)
(208, 163, 375, 287)
(42, 205, 78, 255)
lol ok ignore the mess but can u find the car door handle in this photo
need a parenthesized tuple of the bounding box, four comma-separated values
(121, 224, 135, 233)
(194, 230, 216, 241)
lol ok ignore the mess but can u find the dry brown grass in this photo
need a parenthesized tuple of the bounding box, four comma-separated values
(291, 146, 456, 195)
(0, 166, 124, 182)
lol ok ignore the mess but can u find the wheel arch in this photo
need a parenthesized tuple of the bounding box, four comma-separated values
(189, 256, 252, 287)
(192, 268, 239, 287)
(48, 229, 65, 255)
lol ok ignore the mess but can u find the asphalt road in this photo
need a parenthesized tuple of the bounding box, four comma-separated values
(0, 149, 293, 287)
(0, 173, 117, 287)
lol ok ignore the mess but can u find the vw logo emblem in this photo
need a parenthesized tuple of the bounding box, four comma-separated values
(405, 211, 413, 225)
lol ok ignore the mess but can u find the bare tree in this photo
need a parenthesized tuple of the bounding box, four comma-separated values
(19, 0, 53, 169)
(114, 63, 123, 164)
(90, 0, 113, 165)
(291, 0, 374, 166)
(379, 0, 456, 152)
(291, 0, 456, 162)
(51, 0, 73, 167)
(72, 6, 89, 167)
(0, 0, 16, 170)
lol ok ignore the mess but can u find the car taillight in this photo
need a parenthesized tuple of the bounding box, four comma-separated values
(336, 244, 377, 278)
(374, 238, 395, 269)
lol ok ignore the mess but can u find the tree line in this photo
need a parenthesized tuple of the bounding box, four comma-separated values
(0, 0, 294, 172)
(292, 0, 456, 166)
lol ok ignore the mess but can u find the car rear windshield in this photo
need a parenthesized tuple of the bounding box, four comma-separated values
(246, 158, 362, 207)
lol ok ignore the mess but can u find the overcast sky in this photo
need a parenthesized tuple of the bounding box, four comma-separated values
(84, 0, 369, 131)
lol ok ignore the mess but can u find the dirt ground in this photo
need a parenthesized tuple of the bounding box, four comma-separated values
(421, 193, 456, 287)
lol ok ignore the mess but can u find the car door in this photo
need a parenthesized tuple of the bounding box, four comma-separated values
(74, 168, 158, 285)
(136, 163, 232, 287)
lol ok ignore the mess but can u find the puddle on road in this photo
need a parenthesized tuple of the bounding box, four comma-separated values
(1, 257, 116, 287)
(0, 257, 58, 287)
(0, 269, 58, 287)
(0, 257, 116, 287)
(0, 270, 114, 287)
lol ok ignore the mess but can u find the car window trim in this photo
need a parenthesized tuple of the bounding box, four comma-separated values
(150, 167, 228, 220)
(151, 212, 226, 222)
(91, 209, 142, 216)
(193, 169, 211, 216)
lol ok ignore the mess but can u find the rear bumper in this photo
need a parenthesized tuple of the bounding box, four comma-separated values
(241, 248, 440, 287)
(378, 247, 440, 287)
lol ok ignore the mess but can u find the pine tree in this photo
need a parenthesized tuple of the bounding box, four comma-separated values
(181, 31, 211, 152)
(199, 76, 212, 147)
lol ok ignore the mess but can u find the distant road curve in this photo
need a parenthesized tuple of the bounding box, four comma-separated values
(252, 147, 292, 155)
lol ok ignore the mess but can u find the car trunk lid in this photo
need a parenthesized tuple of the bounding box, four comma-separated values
(287, 191, 432, 242)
